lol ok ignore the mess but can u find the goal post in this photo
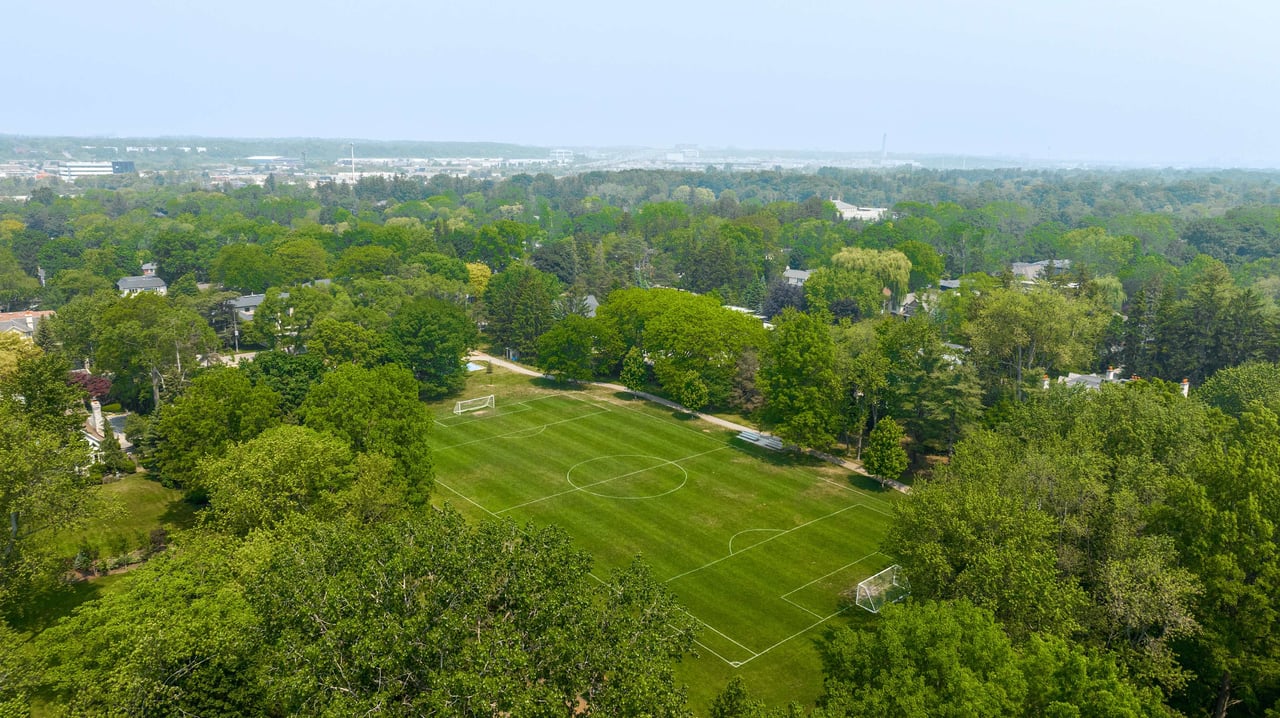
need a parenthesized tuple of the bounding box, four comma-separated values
(454, 395, 495, 415)
(853, 564, 910, 614)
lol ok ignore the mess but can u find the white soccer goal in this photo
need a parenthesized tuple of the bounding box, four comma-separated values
(454, 395, 495, 415)
(854, 564, 910, 613)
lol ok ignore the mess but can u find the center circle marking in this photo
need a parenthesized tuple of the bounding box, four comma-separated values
(566, 454, 688, 499)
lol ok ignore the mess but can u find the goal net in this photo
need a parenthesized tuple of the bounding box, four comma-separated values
(854, 564, 910, 613)
(454, 395, 495, 415)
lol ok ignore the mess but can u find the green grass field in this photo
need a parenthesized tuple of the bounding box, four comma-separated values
(431, 371, 900, 711)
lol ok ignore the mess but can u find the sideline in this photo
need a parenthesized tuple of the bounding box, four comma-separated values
(468, 352, 911, 495)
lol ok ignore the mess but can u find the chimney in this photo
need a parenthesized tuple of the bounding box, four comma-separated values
(90, 400, 104, 436)
(1181, 378, 1190, 398)
(1042, 374, 1050, 390)
(1106, 366, 1116, 381)
(24, 311, 33, 330)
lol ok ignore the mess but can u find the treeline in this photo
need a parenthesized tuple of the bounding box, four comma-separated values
(4, 168, 1280, 715)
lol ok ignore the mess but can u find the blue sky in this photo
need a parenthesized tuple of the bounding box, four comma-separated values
(6, 0, 1278, 166)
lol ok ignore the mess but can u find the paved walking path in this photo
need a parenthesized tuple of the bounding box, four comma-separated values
(469, 352, 911, 494)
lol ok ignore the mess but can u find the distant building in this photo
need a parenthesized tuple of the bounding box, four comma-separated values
(117, 270, 168, 297)
(230, 293, 266, 322)
(550, 149, 574, 163)
(56, 161, 134, 181)
(830, 199, 888, 222)
(1010, 259, 1071, 282)
(0, 310, 53, 340)
(783, 268, 812, 286)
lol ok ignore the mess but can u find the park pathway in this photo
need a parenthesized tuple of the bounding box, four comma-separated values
(468, 352, 911, 494)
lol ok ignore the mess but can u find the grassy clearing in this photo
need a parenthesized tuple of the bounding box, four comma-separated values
(432, 369, 901, 712)
(39, 474, 196, 561)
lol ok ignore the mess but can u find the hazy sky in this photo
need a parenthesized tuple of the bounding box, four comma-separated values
(7, 0, 1279, 166)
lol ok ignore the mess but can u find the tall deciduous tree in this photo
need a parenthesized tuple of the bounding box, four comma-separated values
(759, 309, 842, 449)
(94, 293, 220, 410)
(384, 296, 476, 398)
(298, 364, 434, 505)
(153, 366, 282, 490)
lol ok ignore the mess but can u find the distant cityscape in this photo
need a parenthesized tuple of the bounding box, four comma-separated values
(0, 134, 1152, 192)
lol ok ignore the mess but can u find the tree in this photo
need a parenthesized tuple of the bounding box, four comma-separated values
(97, 423, 134, 476)
(820, 600, 1027, 718)
(862, 417, 907, 482)
(200, 425, 356, 534)
(273, 237, 329, 284)
(620, 346, 648, 396)
(830, 246, 911, 301)
(1196, 361, 1280, 416)
(0, 399, 94, 612)
(536, 315, 599, 383)
(896, 239, 945, 291)
(484, 264, 560, 358)
(384, 296, 476, 398)
(240, 350, 327, 413)
(298, 364, 434, 505)
(304, 317, 384, 368)
(671, 371, 709, 413)
(760, 279, 807, 319)
(759, 309, 842, 449)
(95, 293, 220, 410)
(964, 286, 1108, 401)
(212, 243, 281, 293)
(40, 509, 697, 716)
(152, 367, 282, 490)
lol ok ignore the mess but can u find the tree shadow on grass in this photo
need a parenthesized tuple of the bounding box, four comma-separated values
(847, 472, 892, 493)
(8, 579, 109, 635)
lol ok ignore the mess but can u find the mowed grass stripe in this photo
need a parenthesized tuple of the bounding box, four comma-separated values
(429, 382, 901, 707)
(666, 505, 892, 650)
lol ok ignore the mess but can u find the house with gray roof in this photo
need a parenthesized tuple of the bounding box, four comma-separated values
(117, 275, 167, 296)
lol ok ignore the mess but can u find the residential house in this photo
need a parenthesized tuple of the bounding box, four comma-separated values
(1010, 259, 1071, 283)
(783, 268, 812, 286)
(0, 310, 53, 340)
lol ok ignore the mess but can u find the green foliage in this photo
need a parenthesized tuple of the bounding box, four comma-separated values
(620, 346, 648, 394)
(863, 417, 907, 482)
(304, 316, 384, 368)
(759, 309, 842, 449)
(536, 315, 600, 383)
(0, 399, 94, 613)
(200, 425, 355, 534)
(212, 243, 281, 293)
(94, 293, 220, 409)
(1195, 361, 1280, 416)
(152, 367, 282, 490)
(297, 364, 434, 505)
(483, 264, 560, 358)
(240, 350, 327, 413)
(384, 296, 476, 398)
(820, 600, 1027, 717)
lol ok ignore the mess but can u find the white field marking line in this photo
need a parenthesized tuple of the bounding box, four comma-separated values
(734, 604, 860, 669)
(780, 550, 884, 599)
(432, 408, 610, 451)
(728, 528, 784, 555)
(778, 550, 885, 618)
(814, 474, 895, 512)
(664, 501, 867, 584)
(434, 478, 500, 518)
(581, 571, 742, 667)
(495, 447, 729, 514)
(595, 393, 734, 444)
(676, 607, 759, 661)
(432, 393, 575, 428)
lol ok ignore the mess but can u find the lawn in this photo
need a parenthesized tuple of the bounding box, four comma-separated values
(39, 473, 196, 561)
(431, 370, 901, 712)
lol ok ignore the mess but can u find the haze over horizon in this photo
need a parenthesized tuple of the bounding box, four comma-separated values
(7, 0, 1279, 168)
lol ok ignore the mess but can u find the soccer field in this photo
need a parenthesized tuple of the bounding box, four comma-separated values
(430, 380, 898, 708)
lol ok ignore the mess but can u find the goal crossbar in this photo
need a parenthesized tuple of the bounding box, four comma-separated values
(454, 395, 495, 415)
